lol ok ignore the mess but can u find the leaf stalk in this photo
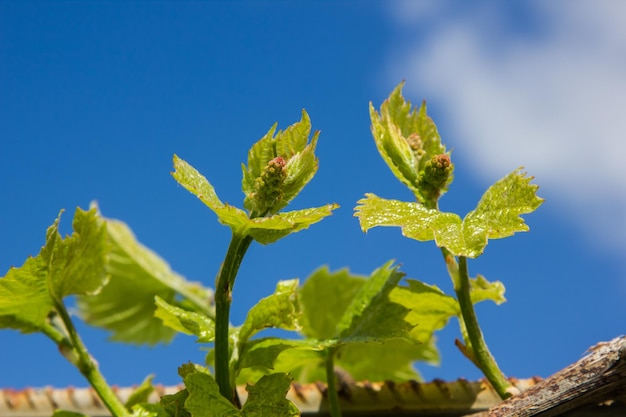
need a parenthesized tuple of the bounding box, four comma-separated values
(451, 254, 513, 400)
(214, 232, 254, 404)
(53, 300, 130, 417)
(324, 347, 343, 417)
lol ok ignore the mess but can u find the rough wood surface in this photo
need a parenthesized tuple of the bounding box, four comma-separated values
(468, 335, 626, 417)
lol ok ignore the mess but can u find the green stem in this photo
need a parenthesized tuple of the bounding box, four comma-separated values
(448, 253, 513, 400)
(214, 232, 254, 404)
(324, 347, 342, 417)
(54, 300, 130, 417)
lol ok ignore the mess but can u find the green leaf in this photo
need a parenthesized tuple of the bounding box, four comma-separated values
(244, 205, 339, 245)
(77, 212, 212, 345)
(172, 154, 227, 213)
(242, 110, 319, 214)
(355, 169, 543, 257)
(239, 280, 301, 344)
(242, 373, 300, 417)
(125, 375, 156, 409)
(463, 168, 544, 250)
(390, 280, 460, 344)
(0, 255, 53, 332)
(43, 208, 109, 300)
(172, 154, 338, 244)
(183, 371, 240, 417)
(292, 263, 429, 382)
(0, 208, 108, 333)
(470, 275, 506, 305)
(237, 338, 331, 380)
(370, 82, 451, 202)
(336, 261, 413, 342)
(299, 267, 366, 340)
(391, 275, 505, 344)
(160, 389, 191, 417)
(131, 403, 168, 417)
(330, 338, 438, 382)
(155, 297, 215, 343)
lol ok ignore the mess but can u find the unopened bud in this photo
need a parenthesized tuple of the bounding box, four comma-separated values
(418, 154, 452, 203)
(250, 156, 287, 215)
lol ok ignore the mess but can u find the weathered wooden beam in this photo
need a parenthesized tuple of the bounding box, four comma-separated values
(468, 335, 626, 417)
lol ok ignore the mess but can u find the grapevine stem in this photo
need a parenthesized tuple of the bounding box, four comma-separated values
(54, 299, 130, 417)
(446, 251, 513, 400)
(214, 232, 254, 404)
(325, 347, 342, 417)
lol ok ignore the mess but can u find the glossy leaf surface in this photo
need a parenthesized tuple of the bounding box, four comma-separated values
(355, 169, 543, 257)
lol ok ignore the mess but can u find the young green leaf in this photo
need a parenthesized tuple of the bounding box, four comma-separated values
(130, 403, 168, 417)
(327, 338, 438, 382)
(237, 264, 430, 384)
(237, 338, 332, 381)
(390, 280, 461, 344)
(183, 370, 240, 417)
(0, 208, 108, 333)
(470, 275, 506, 305)
(355, 169, 543, 257)
(0, 254, 54, 332)
(159, 389, 191, 417)
(154, 297, 215, 343)
(336, 261, 413, 342)
(43, 208, 109, 300)
(77, 212, 212, 345)
(298, 267, 365, 340)
(242, 110, 319, 215)
(125, 375, 156, 410)
(370, 82, 451, 203)
(241, 373, 300, 417)
(245, 205, 339, 245)
(238, 280, 301, 344)
(391, 276, 506, 344)
(172, 155, 338, 244)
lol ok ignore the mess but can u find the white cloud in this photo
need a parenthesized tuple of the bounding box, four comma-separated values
(386, 1, 626, 250)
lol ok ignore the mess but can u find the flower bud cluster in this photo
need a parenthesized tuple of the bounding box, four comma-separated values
(250, 156, 287, 216)
(418, 154, 452, 204)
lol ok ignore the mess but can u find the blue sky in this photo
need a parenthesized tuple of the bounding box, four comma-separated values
(2, 1, 625, 390)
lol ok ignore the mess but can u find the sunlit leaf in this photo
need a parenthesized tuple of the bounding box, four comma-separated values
(173, 155, 337, 244)
(242, 110, 319, 214)
(392, 275, 505, 346)
(237, 338, 331, 380)
(130, 403, 168, 417)
(77, 213, 212, 345)
(125, 374, 156, 410)
(244, 205, 339, 245)
(330, 338, 438, 382)
(44, 208, 109, 300)
(391, 280, 460, 344)
(355, 169, 543, 257)
(0, 208, 108, 333)
(370, 82, 451, 202)
(159, 389, 190, 417)
(299, 267, 365, 339)
(239, 280, 300, 344)
(155, 297, 215, 343)
(183, 370, 240, 417)
(470, 275, 506, 305)
(242, 373, 300, 417)
(336, 261, 413, 342)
